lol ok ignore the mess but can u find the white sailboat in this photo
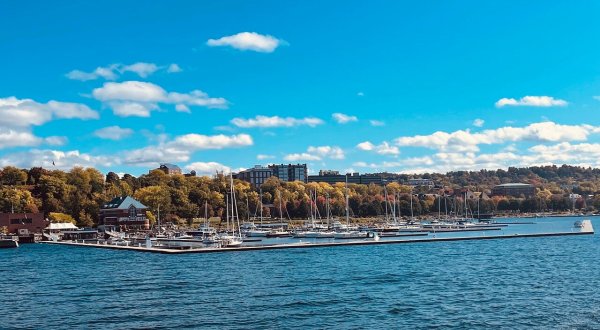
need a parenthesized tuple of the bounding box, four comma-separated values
(218, 173, 243, 247)
(245, 188, 270, 237)
(334, 176, 366, 239)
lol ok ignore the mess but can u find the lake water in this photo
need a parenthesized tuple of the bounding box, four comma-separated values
(1, 216, 599, 329)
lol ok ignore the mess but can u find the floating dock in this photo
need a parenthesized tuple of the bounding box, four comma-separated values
(41, 228, 594, 255)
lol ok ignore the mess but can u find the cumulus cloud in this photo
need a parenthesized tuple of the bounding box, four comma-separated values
(284, 145, 344, 161)
(185, 162, 234, 176)
(122, 133, 253, 166)
(495, 96, 568, 107)
(0, 96, 98, 149)
(395, 122, 598, 152)
(0, 149, 115, 169)
(66, 62, 179, 81)
(167, 63, 182, 73)
(332, 113, 358, 124)
(473, 118, 484, 127)
(0, 96, 98, 127)
(369, 120, 385, 127)
(94, 126, 134, 140)
(356, 141, 399, 155)
(207, 32, 284, 53)
(231, 115, 323, 128)
(92, 81, 228, 117)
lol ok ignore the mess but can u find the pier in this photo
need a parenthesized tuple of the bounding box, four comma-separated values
(41, 228, 594, 255)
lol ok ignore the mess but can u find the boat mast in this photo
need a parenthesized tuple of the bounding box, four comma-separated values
(345, 175, 350, 226)
(259, 188, 263, 226)
(384, 183, 389, 223)
(204, 201, 208, 228)
(278, 190, 283, 221)
(157, 204, 160, 234)
(409, 189, 414, 222)
(225, 193, 229, 232)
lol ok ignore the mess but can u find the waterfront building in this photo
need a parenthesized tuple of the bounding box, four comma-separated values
(491, 183, 535, 197)
(0, 213, 48, 234)
(406, 178, 435, 188)
(268, 164, 308, 183)
(308, 171, 384, 185)
(153, 163, 182, 175)
(236, 165, 273, 187)
(98, 196, 150, 230)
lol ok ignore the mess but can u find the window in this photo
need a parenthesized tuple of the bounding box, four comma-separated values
(129, 205, 136, 219)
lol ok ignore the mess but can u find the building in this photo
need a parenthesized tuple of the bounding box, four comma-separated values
(406, 178, 435, 188)
(0, 213, 48, 234)
(308, 171, 384, 185)
(268, 164, 308, 183)
(154, 163, 182, 175)
(491, 183, 535, 197)
(99, 196, 150, 230)
(236, 166, 273, 187)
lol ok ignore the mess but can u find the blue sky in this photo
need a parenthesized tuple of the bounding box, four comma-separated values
(2, 1, 600, 176)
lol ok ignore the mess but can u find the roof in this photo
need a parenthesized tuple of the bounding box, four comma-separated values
(495, 183, 533, 187)
(101, 196, 148, 210)
(160, 163, 181, 171)
(46, 223, 79, 230)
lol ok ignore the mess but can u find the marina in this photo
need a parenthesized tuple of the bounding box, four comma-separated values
(39, 218, 595, 254)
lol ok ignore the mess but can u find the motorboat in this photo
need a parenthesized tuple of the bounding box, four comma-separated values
(333, 230, 367, 239)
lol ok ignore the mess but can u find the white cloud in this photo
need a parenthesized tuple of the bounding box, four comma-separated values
(395, 122, 598, 152)
(0, 149, 115, 170)
(109, 102, 158, 117)
(495, 96, 568, 107)
(284, 145, 344, 161)
(185, 162, 234, 176)
(122, 133, 253, 166)
(120, 62, 159, 78)
(0, 96, 98, 127)
(284, 153, 321, 161)
(167, 63, 182, 73)
(207, 32, 283, 53)
(0, 129, 42, 149)
(231, 115, 324, 128)
(473, 118, 484, 127)
(45, 136, 68, 146)
(175, 104, 190, 113)
(356, 141, 399, 155)
(94, 126, 134, 140)
(92, 81, 228, 117)
(369, 120, 385, 127)
(93, 81, 166, 103)
(0, 97, 97, 149)
(66, 62, 180, 81)
(257, 154, 275, 160)
(332, 113, 358, 124)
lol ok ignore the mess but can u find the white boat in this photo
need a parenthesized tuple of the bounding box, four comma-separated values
(312, 231, 335, 238)
(334, 231, 367, 239)
(266, 228, 291, 238)
(245, 229, 270, 237)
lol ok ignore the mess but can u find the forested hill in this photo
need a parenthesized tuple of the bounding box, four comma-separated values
(0, 164, 599, 228)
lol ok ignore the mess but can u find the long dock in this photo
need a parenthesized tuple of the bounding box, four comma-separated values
(41, 229, 595, 254)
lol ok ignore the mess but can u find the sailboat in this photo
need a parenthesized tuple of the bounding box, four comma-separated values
(245, 188, 270, 237)
(266, 190, 291, 237)
(217, 173, 243, 247)
(334, 176, 367, 239)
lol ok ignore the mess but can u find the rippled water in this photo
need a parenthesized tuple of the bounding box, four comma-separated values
(1, 217, 599, 329)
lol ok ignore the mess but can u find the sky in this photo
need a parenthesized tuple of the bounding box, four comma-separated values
(2, 1, 600, 176)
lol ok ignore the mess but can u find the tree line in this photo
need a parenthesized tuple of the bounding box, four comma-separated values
(0, 164, 599, 228)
